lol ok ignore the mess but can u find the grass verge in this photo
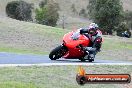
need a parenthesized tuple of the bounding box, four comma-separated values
(0, 17, 69, 55)
(0, 45, 49, 55)
(0, 65, 131, 88)
(0, 81, 36, 88)
(99, 36, 132, 61)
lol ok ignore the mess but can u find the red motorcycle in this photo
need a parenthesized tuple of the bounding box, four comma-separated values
(49, 30, 98, 62)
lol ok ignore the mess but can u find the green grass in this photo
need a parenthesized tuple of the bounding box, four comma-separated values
(102, 37, 132, 50)
(0, 82, 36, 88)
(0, 17, 69, 55)
(0, 45, 49, 55)
(99, 36, 132, 61)
(0, 65, 131, 88)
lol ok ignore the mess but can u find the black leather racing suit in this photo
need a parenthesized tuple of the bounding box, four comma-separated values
(80, 28, 102, 59)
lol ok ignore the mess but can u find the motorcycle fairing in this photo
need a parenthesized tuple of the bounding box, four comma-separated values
(63, 31, 90, 59)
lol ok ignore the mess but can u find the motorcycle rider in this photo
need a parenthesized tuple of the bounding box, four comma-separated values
(79, 23, 102, 60)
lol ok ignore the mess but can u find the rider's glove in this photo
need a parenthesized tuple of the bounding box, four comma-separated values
(80, 29, 84, 34)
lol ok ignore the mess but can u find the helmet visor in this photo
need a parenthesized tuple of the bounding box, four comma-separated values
(89, 28, 96, 35)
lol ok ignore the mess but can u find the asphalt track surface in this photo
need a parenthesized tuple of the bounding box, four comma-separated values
(0, 52, 132, 65)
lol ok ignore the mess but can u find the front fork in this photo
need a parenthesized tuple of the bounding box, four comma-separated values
(60, 43, 68, 56)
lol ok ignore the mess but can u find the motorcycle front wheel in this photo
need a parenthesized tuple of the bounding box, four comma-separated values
(49, 45, 68, 60)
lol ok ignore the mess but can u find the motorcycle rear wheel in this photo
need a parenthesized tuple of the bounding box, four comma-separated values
(89, 59, 94, 62)
(79, 56, 94, 62)
(79, 58, 86, 62)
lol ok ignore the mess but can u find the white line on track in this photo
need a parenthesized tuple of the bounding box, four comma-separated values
(0, 63, 131, 67)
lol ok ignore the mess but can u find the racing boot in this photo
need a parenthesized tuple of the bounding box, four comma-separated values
(83, 47, 96, 61)
(88, 53, 95, 61)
